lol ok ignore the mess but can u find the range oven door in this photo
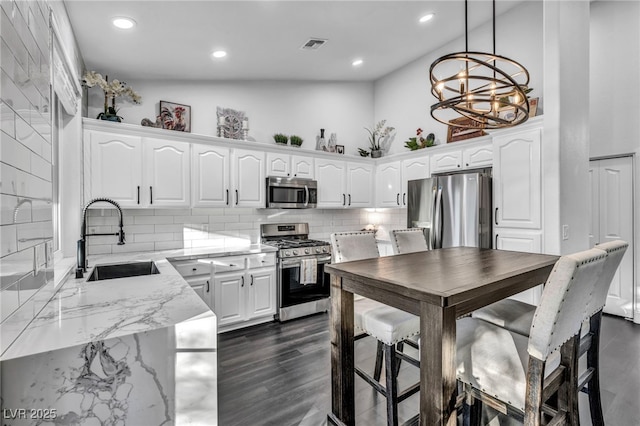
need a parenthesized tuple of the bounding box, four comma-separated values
(278, 254, 331, 308)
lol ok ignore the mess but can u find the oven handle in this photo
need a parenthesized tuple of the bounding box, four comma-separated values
(279, 255, 332, 268)
(304, 185, 309, 207)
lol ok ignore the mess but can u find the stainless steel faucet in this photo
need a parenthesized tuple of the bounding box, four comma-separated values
(76, 198, 125, 278)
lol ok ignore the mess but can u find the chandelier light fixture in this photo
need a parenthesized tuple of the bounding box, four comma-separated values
(429, 0, 530, 129)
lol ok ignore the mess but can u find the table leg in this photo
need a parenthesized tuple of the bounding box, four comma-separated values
(329, 275, 355, 426)
(420, 302, 457, 426)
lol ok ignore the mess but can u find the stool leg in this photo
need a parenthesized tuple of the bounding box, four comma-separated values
(587, 312, 605, 426)
(394, 341, 404, 378)
(374, 340, 384, 381)
(384, 343, 399, 426)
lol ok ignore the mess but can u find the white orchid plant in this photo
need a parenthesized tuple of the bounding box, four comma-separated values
(364, 119, 395, 152)
(82, 71, 141, 119)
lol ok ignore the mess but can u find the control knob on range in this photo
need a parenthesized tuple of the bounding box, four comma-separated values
(293, 250, 299, 256)
(322, 247, 328, 253)
(315, 248, 321, 253)
(304, 248, 310, 254)
(284, 250, 291, 257)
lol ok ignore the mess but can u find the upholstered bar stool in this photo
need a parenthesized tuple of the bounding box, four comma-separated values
(471, 240, 627, 424)
(330, 231, 420, 426)
(456, 248, 607, 425)
(390, 228, 428, 255)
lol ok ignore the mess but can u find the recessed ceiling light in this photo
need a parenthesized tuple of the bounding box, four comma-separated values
(212, 50, 227, 59)
(352, 59, 363, 67)
(112, 17, 136, 30)
(419, 13, 435, 23)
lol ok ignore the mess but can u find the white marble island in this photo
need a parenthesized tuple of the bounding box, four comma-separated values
(0, 248, 245, 426)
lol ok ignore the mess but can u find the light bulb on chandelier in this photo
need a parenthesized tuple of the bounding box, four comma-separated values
(429, 0, 530, 130)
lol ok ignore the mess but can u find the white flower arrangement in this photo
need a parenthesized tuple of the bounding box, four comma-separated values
(82, 71, 141, 119)
(364, 119, 395, 152)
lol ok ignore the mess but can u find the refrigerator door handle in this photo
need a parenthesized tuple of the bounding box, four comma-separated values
(433, 186, 443, 249)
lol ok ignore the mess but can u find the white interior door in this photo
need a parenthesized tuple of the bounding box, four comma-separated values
(590, 156, 634, 318)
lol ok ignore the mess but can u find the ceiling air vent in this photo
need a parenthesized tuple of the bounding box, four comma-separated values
(300, 38, 328, 50)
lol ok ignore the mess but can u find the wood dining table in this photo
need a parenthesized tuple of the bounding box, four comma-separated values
(325, 246, 559, 426)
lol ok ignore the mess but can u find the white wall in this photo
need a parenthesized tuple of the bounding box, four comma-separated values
(373, 1, 543, 155)
(86, 80, 374, 157)
(589, 1, 640, 158)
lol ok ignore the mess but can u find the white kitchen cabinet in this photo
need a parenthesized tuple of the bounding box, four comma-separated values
(192, 145, 231, 207)
(144, 138, 190, 207)
(232, 149, 265, 207)
(462, 144, 493, 169)
(314, 159, 373, 208)
(266, 153, 314, 179)
(430, 150, 462, 174)
(347, 162, 374, 208)
(211, 253, 276, 332)
(495, 229, 543, 305)
(314, 160, 345, 207)
(85, 130, 143, 207)
(376, 161, 402, 207)
(85, 130, 190, 207)
(493, 128, 541, 229)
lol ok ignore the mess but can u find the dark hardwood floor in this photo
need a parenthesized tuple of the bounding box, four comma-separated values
(217, 313, 640, 426)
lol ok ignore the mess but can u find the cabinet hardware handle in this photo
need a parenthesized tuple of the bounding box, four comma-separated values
(348, 194, 351, 206)
(250, 275, 254, 286)
(495, 234, 499, 248)
(241, 276, 244, 287)
(229, 263, 236, 267)
(466, 163, 469, 167)
(457, 164, 461, 168)
(226, 189, 229, 205)
(403, 193, 406, 205)
(342, 193, 346, 206)
(150, 186, 153, 204)
(397, 193, 400, 205)
(192, 267, 197, 271)
(137, 186, 140, 204)
(206, 280, 210, 293)
(261, 260, 265, 263)
(235, 189, 239, 205)
(495, 207, 498, 225)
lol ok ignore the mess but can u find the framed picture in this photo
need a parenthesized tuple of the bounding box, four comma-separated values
(160, 101, 191, 132)
(447, 117, 486, 143)
(528, 97, 539, 118)
(217, 106, 247, 140)
(336, 145, 344, 154)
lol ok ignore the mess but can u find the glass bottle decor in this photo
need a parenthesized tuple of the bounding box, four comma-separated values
(317, 128, 327, 151)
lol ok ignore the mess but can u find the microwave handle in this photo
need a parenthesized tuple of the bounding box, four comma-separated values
(304, 185, 309, 207)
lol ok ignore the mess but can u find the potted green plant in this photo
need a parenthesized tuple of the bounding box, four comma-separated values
(290, 135, 303, 147)
(273, 133, 288, 145)
(364, 120, 395, 158)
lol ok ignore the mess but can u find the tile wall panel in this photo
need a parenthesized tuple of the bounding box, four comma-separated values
(85, 207, 407, 255)
(0, 0, 54, 356)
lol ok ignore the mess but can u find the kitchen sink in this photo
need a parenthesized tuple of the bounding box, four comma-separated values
(87, 261, 160, 282)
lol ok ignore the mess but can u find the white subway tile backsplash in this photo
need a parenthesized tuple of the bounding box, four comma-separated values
(0, 224, 17, 256)
(15, 113, 40, 155)
(133, 232, 174, 243)
(123, 224, 155, 234)
(86, 245, 112, 256)
(30, 151, 49, 180)
(154, 240, 184, 251)
(0, 132, 31, 172)
(193, 208, 224, 216)
(154, 208, 190, 216)
(1, 283, 20, 322)
(111, 242, 154, 254)
(154, 223, 184, 233)
(224, 222, 254, 231)
(174, 215, 208, 224)
(209, 215, 239, 224)
(134, 215, 174, 225)
(0, 100, 15, 137)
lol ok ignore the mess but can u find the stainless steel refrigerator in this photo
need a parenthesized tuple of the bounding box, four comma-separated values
(407, 169, 492, 249)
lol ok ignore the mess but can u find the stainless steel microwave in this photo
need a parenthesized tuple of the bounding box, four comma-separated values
(266, 176, 317, 209)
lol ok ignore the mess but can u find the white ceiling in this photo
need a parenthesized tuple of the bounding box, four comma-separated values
(64, 1, 524, 82)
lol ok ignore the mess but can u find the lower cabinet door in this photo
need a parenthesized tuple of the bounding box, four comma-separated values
(246, 268, 276, 318)
(213, 271, 245, 326)
(495, 229, 543, 305)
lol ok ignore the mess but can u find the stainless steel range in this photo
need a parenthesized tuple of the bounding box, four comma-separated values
(260, 223, 331, 322)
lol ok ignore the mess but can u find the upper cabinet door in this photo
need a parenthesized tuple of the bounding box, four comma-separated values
(266, 152, 291, 177)
(144, 138, 191, 207)
(233, 149, 265, 207)
(315, 159, 346, 208)
(431, 150, 462, 174)
(192, 144, 231, 207)
(401, 156, 430, 206)
(291, 155, 314, 179)
(346, 162, 374, 208)
(463, 144, 493, 169)
(493, 128, 541, 229)
(376, 161, 402, 208)
(87, 130, 142, 207)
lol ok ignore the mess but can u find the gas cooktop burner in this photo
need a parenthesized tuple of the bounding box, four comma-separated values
(265, 239, 328, 249)
(260, 223, 331, 258)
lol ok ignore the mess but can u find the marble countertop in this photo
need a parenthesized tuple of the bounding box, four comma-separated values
(0, 243, 276, 425)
